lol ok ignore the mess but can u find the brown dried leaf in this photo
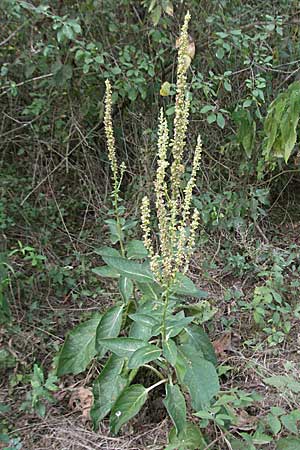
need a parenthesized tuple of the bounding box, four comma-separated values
(69, 387, 93, 422)
(212, 333, 232, 357)
(235, 410, 257, 430)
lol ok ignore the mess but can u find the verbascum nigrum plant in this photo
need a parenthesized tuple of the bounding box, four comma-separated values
(56, 13, 219, 448)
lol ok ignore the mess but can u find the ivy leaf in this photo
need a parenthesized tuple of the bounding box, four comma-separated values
(110, 384, 148, 434)
(57, 314, 102, 376)
(96, 305, 124, 354)
(91, 354, 127, 428)
(163, 384, 186, 435)
(128, 344, 161, 369)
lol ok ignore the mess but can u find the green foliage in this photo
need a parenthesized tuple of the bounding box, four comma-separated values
(57, 314, 102, 376)
(20, 364, 58, 417)
(264, 81, 300, 163)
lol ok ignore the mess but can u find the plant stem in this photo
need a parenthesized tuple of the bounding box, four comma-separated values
(161, 286, 171, 342)
(143, 364, 165, 380)
(146, 378, 167, 393)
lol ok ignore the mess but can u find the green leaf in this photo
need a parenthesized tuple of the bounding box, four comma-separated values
(276, 437, 300, 450)
(267, 413, 281, 435)
(128, 344, 161, 369)
(94, 247, 121, 257)
(166, 423, 207, 450)
(129, 313, 158, 328)
(217, 113, 225, 129)
(100, 254, 154, 283)
(162, 339, 177, 366)
(163, 384, 186, 435)
(182, 325, 217, 365)
(57, 314, 102, 376)
(92, 266, 120, 278)
(166, 316, 194, 338)
(216, 47, 225, 59)
(91, 355, 127, 428)
(110, 384, 148, 434)
(129, 318, 154, 340)
(281, 413, 299, 434)
(52, 62, 73, 86)
(263, 375, 300, 393)
(233, 109, 256, 158)
(151, 5, 162, 26)
(207, 113, 216, 124)
(184, 356, 219, 410)
(125, 240, 148, 259)
(200, 105, 214, 114)
(172, 273, 208, 298)
(97, 338, 146, 358)
(119, 276, 133, 302)
(160, 81, 171, 97)
(96, 305, 124, 355)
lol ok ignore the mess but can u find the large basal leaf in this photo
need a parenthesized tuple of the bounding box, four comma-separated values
(92, 265, 120, 278)
(101, 254, 154, 283)
(163, 384, 186, 435)
(137, 282, 161, 301)
(91, 354, 127, 428)
(125, 240, 148, 259)
(184, 356, 219, 411)
(129, 321, 153, 341)
(181, 325, 217, 366)
(96, 305, 124, 354)
(166, 423, 207, 450)
(97, 337, 146, 358)
(110, 384, 148, 434)
(163, 338, 178, 366)
(119, 276, 133, 302)
(57, 314, 102, 376)
(172, 273, 208, 299)
(94, 246, 121, 257)
(166, 316, 194, 338)
(129, 313, 159, 328)
(128, 344, 161, 369)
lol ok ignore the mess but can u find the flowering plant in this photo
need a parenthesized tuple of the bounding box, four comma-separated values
(57, 13, 219, 446)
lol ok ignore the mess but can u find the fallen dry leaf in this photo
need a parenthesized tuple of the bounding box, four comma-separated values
(69, 387, 93, 423)
(212, 332, 232, 357)
(235, 410, 257, 431)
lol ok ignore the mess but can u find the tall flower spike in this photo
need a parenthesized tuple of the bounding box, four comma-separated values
(183, 208, 200, 273)
(154, 109, 172, 279)
(141, 196, 154, 259)
(169, 12, 191, 249)
(104, 80, 119, 186)
(175, 137, 202, 272)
